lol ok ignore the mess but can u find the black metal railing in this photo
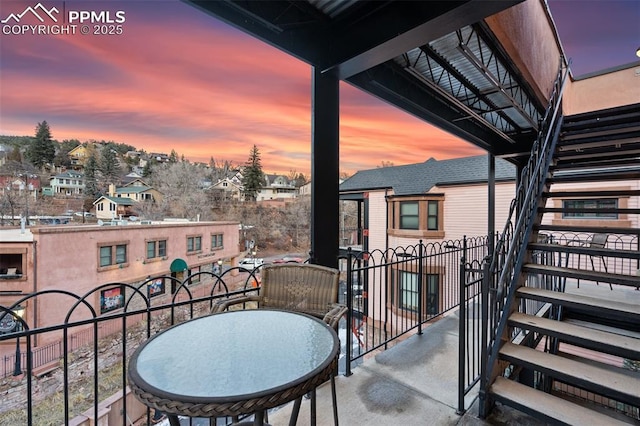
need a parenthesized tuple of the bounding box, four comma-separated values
(480, 58, 571, 415)
(1, 235, 496, 424)
(0, 267, 260, 426)
(338, 234, 495, 412)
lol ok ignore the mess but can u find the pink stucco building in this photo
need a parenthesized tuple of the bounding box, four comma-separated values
(0, 220, 241, 356)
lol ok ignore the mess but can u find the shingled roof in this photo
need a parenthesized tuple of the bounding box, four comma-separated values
(340, 155, 516, 196)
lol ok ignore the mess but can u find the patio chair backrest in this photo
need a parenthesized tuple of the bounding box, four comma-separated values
(260, 263, 340, 320)
(590, 233, 608, 249)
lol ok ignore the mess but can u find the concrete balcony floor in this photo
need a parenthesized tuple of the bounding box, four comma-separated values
(269, 280, 640, 426)
(268, 312, 542, 426)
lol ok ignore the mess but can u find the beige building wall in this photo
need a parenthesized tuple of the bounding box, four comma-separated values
(367, 191, 389, 252)
(563, 66, 640, 115)
(541, 179, 639, 230)
(384, 182, 516, 250)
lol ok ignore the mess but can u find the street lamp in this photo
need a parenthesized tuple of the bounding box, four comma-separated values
(13, 304, 25, 376)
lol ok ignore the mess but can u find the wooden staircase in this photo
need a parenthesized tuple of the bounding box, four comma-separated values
(488, 104, 640, 424)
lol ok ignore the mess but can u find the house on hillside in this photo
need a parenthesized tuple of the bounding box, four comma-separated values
(0, 174, 40, 199)
(47, 170, 85, 197)
(256, 174, 297, 201)
(93, 181, 161, 219)
(68, 143, 99, 169)
(117, 179, 162, 203)
(209, 171, 244, 202)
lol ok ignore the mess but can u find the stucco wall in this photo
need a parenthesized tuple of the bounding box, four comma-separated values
(485, 0, 561, 104)
(563, 65, 640, 115)
(10, 221, 240, 349)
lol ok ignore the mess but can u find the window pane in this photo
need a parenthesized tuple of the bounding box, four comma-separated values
(427, 201, 438, 230)
(147, 242, 156, 259)
(158, 240, 167, 257)
(562, 198, 618, 219)
(115, 245, 126, 264)
(400, 202, 419, 230)
(100, 246, 112, 267)
(195, 237, 201, 251)
(400, 202, 418, 215)
(187, 237, 193, 251)
(400, 271, 419, 311)
(427, 274, 439, 315)
(218, 235, 223, 247)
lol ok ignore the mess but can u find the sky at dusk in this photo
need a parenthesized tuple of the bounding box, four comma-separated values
(0, 0, 638, 175)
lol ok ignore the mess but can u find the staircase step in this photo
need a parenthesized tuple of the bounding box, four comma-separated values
(547, 169, 640, 184)
(550, 158, 640, 172)
(539, 206, 640, 215)
(560, 123, 640, 142)
(490, 376, 632, 426)
(508, 312, 640, 360)
(499, 342, 640, 407)
(554, 145, 640, 162)
(536, 224, 640, 236)
(543, 189, 640, 198)
(529, 242, 640, 260)
(523, 263, 639, 288)
(516, 287, 640, 323)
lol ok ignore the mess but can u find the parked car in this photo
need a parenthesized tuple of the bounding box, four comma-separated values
(239, 258, 264, 270)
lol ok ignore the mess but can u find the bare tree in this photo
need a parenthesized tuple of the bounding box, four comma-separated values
(150, 161, 210, 219)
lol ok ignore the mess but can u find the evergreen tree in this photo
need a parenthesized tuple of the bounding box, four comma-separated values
(26, 121, 56, 168)
(84, 154, 100, 199)
(169, 149, 179, 163)
(241, 145, 265, 202)
(100, 147, 121, 184)
(142, 160, 153, 178)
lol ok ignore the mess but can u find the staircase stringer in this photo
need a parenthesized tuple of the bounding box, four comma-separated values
(479, 59, 570, 418)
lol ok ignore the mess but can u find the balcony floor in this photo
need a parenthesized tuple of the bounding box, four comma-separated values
(268, 312, 544, 426)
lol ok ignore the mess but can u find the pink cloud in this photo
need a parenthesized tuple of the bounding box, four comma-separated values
(0, 0, 475, 175)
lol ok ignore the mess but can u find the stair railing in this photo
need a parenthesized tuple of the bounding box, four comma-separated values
(480, 58, 571, 416)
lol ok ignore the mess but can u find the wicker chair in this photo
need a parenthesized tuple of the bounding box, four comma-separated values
(212, 263, 347, 329)
(213, 263, 345, 425)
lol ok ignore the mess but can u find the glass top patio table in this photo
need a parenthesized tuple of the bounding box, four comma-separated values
(128, 309, 339, 423)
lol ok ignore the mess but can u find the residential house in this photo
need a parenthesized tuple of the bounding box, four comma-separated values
(148, 152, 171, 163)
(68, 143, 98, 169)
(48, 170, 84, 196)
(93, 195, 135, 219)
(0, 174, 40, 200)
(117, 179, 162, 203)
(209, 171, 244, 202)
(256, 174, 297, 201)
(0, 220, 241, 357)
(93, 181, 162, 220)
(340, 155, 517, 247)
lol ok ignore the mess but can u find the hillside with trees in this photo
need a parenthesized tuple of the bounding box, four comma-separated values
(0, 122, 313, 253)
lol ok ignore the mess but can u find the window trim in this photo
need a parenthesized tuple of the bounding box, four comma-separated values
(389, 263, 443, 320)
(145, 238, 167, 262)
(388, 195, 445, 239)
(97, 241, 129, 271)
(561, 198, 618, 219)
(211, 233, 224, 250)
(186, 235, 203, 254)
